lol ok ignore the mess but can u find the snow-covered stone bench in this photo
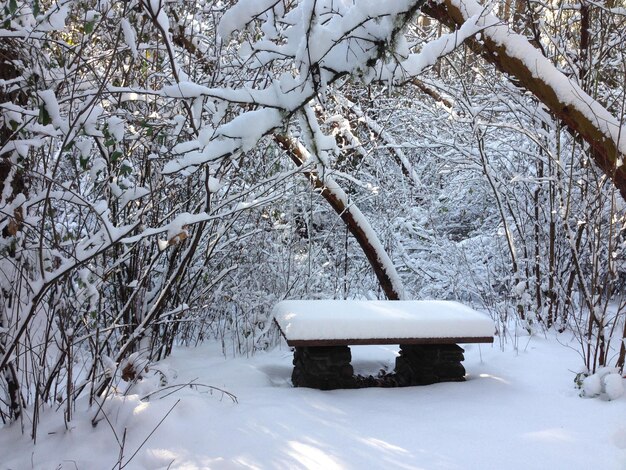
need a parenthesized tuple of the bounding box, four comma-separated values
(272, 300, 495, 390)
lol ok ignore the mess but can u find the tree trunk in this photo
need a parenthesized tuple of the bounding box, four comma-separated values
(0, 37, 27, 420)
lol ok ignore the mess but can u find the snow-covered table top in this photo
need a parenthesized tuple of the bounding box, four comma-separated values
(272, 300, 495, 346)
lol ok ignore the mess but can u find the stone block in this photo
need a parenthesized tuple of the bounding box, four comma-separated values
(395, 343, 466, 385)
(291, 346, 357, 389)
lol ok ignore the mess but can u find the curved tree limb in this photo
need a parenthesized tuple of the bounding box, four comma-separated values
(275, 134, 405, 301)
(423, 0, 626, 200)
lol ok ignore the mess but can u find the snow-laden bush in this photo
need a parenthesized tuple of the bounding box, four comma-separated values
(579, 368, 624, 401)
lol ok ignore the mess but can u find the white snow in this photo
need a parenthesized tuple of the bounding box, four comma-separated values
(119, 186, 150, 208)
(162, 81, 212, 99)
(38, 90, 68, 133)
(218, 0, 279, 40)
(207, 176, 222, 193)
(163, 139, 239, 174)
(107, 116, 125, 142)
(604, 374, 624, 401)
(35, 4, 69, 32)
(161, 88, 283, 173)
(2, 334, 625, 469)
(581, 368, 625, 401)
(583, 373, 602, 398)
(377, 13, 483, 82)
(273, 300, 495, 342)
(78, 104, 104, 137)
(120, 18, 138, 59)
(165, 212, 202, 242)
(218, 108, 282, 151)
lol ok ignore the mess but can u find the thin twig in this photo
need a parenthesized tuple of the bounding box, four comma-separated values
(119, 399, 181, 469)
(141, 378, 238, 404)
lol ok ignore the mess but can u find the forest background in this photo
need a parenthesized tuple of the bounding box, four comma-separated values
(0, 0, 625, 440)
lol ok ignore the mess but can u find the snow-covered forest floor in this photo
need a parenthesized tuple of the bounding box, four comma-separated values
(2, 330, 625, 470)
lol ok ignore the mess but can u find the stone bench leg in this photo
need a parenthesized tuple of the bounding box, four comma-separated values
(394, 344, 466, 386)
(291, 346, 357, 390)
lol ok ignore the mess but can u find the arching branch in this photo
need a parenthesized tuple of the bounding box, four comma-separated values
(423, 0, 626, 200)
(275, 134, 405, 301)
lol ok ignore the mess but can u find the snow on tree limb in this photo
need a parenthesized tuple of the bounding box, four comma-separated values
(275, 133, 406, 301)
(164, 1, 427, 175)
(425, 0, 626, 199)
(375, 10, 485, 82)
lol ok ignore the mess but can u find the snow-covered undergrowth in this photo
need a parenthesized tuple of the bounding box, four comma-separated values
(580, 368, 625, 401)
(1, 333, 625, 469)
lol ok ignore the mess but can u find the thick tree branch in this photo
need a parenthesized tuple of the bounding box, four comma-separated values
(423, 0, 626, 200)
(275, 134, 405, 301)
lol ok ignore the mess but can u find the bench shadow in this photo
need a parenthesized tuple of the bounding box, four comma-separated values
(258, 364, 293, 387)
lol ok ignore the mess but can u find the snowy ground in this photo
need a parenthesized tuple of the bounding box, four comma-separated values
(2, 332, 626, 470)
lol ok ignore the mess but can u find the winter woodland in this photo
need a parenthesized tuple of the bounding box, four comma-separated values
(1, 0, 625, 452)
